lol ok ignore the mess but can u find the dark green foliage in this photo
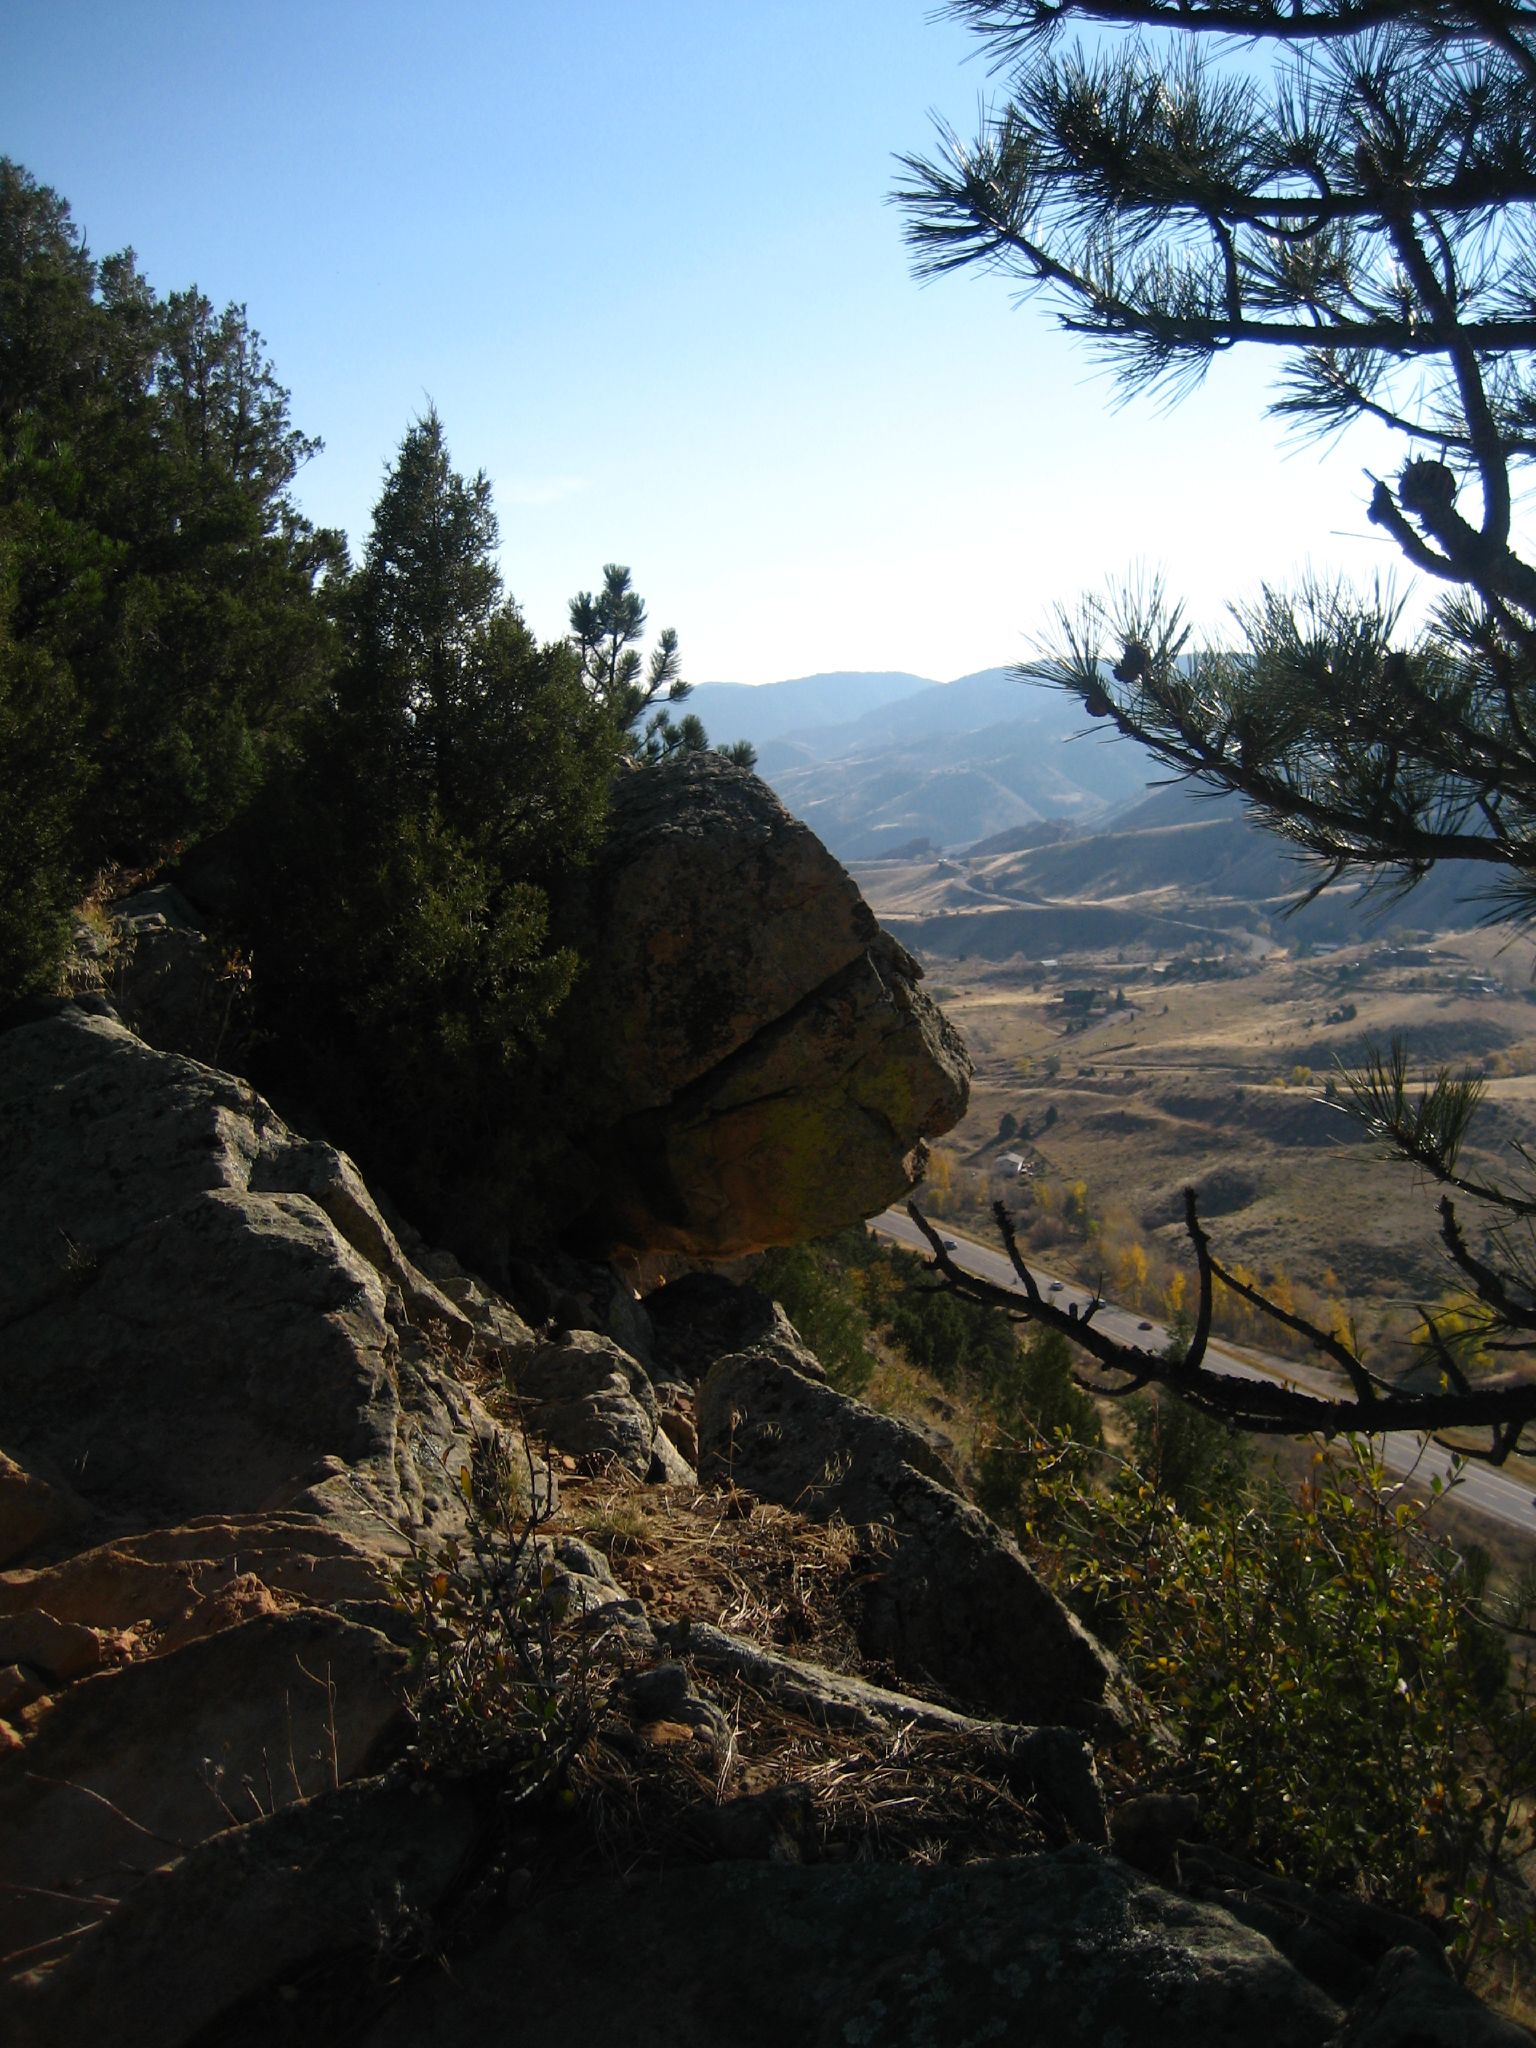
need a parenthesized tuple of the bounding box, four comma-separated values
(570, 562, 693, 761)
(0, 527, 86, 996)
(569, 561, 755, 768)
(754, 1231, 879, 1395)
(240, 413, 617, 1259)
(1028, 1436, 1528, 1944)
(1127, 1390, 1252, 1520)
(0, 158, 338, 1003)
(755, 1228, 1029, 1398)
(973, 1328, 1103, 1535)
(883, 1271, 1019, 1386)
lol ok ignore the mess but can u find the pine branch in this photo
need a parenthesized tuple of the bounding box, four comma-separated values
(907, 1196, 1536, 1461)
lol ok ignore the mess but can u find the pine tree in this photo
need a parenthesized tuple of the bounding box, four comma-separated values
(569, 562, 756, 766)
(895, 3, 1536, 911)
(243, 413, 618, 1259)
(0, 155, 339, 999)
(350, 408, 500, 799)
(896, 3, 1536, 1455)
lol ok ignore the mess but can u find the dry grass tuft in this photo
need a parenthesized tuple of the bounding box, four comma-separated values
(556, 1473, 873, 1672)
(535, 1471, 1068, 1878)
(566, 1676, 1062, 1878)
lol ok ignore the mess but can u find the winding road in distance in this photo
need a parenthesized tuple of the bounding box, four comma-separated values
(875, 1209, 1536, 1543)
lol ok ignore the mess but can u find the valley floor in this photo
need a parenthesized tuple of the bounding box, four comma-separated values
(857, 852, 1536, 1367)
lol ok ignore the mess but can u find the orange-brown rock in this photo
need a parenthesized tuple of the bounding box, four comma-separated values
(564, 756, 969, 1256)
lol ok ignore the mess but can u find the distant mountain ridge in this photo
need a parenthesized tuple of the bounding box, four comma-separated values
(858, 778, 1492, 958)
(693, 667, 1155, 860)
(687, 672, 934, 751)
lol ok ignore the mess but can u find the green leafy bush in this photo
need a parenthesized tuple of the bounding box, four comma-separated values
(1126, 1390, 1251, 1522)
(754, 1232, 879, 1394)
(881, 1268, 1018, 1387)
(1025, 1434, 1531, 1953)
(972, 1328, 1103, 1535)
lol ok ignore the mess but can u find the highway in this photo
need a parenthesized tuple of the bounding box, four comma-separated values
(875, 1209, 1536, 1541)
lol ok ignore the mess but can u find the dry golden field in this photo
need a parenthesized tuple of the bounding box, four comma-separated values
(860, 850, 1536, 1368)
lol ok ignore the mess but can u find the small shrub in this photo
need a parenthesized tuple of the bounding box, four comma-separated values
(390, 1432, 596, 1790)
(973, 1329, 1103, 1536)
(1126, 1390, 1251, 1521)
(1021, 1434, 1530, 1951)
(753, 1236, 876, 1394)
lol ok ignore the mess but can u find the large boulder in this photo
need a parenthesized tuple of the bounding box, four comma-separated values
(0, 1004, 507, 1542)
(358, 1849, 1346, 2048)
(6, 1774, 479, 2048)
(564, 755, 970, 1256)
(505, 1328, 697, 1483)
(645, 1269, 823, 1386)
(0, 1610, 410, 1965)
(0, 1004, 524, 1972)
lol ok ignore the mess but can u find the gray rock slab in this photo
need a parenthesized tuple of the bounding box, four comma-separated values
(1333, 1944, 1535, 2045)
(360, 1848, 1344, 2048)
(4, 1774, 478, 2048)
(0, 1610, 410, 1962)
(505, 1329, 661, 1481)
(0, 1010, 500, 1543)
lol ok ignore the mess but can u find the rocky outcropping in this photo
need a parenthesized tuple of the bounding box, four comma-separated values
(356, 1851, 1519, 2048)
(0, 1002, 520, 1977)
(564, 755, 971, 1256)
(0, 1005, 489, 1540)
(1, 870, 1527, 2046)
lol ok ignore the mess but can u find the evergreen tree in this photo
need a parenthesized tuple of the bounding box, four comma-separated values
(569, 562, 688, 749)
(245, 414, 616, 1259)
(349, 408, 500, 798)
(569, 562, 756, 767)
(895, 4, 1536, 911)
(896, 6, 1536, 1452)
(0, 158, 338, 1001)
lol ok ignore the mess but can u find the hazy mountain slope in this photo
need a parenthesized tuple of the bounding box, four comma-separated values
(861, 779, 1496, 955)
(687, 672, 934, 750)
(1081, 782, 1497, 932)
(772, 720, 1135, 859)
(688, 666, 1158, 860)
(760, 670, 1090, 761)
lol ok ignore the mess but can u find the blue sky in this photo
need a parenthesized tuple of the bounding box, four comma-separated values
(7, 0, 1418, 685)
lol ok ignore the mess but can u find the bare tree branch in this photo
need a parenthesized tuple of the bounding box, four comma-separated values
(907, 1197, 1536, 1462)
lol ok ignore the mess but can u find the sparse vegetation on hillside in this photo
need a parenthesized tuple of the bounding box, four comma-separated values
(1029, 1432, 1534, 1969)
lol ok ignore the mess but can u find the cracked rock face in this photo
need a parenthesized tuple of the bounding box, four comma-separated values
(567, 756, 971, 1257)
(0, 1008, 498, 1538)
(358, 1850, 1346, 2048)
(0, 1006, 529, 1973)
